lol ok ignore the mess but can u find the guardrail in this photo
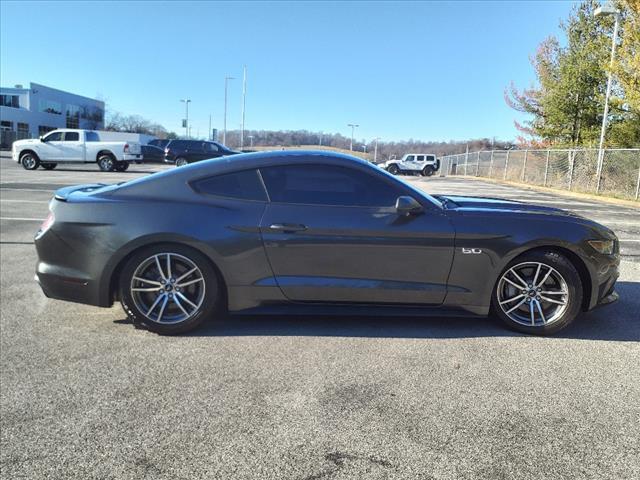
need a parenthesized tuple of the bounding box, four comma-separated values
(440, 148, 640, 202)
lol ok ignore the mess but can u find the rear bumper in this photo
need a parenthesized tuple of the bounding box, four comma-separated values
(34, 227, 111, 307)
(35, 265, 103, 307)
(122, 153, 141, 161)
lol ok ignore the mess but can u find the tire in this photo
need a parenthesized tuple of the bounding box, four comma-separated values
(422, 166, 435, 177)
(119, 244, 222, 335)
(20, 152, 40, 170)
(41, 163, 57, 170)
(114, 161, 129, 172)
(176, 157, 188, 167)
(98, 154, 115, 172)
(491, 250, 583, 335)
(387, 164, 399, 175)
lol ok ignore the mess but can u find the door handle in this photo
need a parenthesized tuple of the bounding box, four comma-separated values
(269, 223, 307, 233)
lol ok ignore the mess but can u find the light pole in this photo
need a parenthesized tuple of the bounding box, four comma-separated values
(594, 1, 621, 193)
(180, 99, 191, 139)
(362, 145, 367, 154)
(240, 65, 247, 149)
(373, 137, 380, 163)
(248, 135, 254, 148)
(223, 76, 235, 146)
(347, 123, 359, 151)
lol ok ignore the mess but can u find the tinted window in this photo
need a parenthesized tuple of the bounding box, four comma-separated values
(149, 139, 169, 148)
(405, 155, 415, 162)
(416, 155, 425, 161)
(169, 140, 187, 150)
(204, 142, 219, 153)
(85, 131, 100, 142)
(63, 132, 79, 141)
(427, 155, 435, 161)
(260, 164, 401, 207)
(43, 131, 62, 142)
(191, 170, 266, 201)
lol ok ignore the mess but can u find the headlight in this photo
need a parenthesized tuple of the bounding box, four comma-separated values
(587, 239, 615, 255)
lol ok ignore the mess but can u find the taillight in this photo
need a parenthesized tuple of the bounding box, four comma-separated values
(124, 143, 130, 153)
(36, 212, 54, 238)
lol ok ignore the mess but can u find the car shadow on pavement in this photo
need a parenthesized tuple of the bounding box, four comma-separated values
(114, 282, 640, 341)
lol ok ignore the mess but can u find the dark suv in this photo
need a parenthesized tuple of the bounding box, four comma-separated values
(164, 140, 238, 166)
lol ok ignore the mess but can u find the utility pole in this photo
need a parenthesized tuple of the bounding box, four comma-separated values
(223, 76, 235, 146)
(248, 135, 254, 148)
(180, 99, 191, 139)
(347, 123, 359, 151)
(373, 137, 380, 163)
(240, 65, 247, 149)
(208, 114, 212, 141)
(594, 2, 621, 193)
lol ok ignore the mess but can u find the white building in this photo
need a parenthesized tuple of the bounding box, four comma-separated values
(0, 82, 105, 148)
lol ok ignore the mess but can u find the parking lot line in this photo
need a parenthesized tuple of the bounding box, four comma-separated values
(0, 217, 43, 221)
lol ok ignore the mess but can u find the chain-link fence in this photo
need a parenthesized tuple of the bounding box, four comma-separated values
(440, 148, 640, 201)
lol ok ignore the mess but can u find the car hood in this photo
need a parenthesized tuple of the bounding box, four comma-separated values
(436, 195, 581, 218)
(12, 138, 41, 147)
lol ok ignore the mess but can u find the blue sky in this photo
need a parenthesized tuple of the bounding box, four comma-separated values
(0, 1, 575, 143)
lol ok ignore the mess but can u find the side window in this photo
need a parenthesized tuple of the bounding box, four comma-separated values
(63, 132, 79, 141)
(191, 170, 267, 201)
(205, 142, 219, 153)
(85, 131, 100, 142)
(416, 155, 425, 162)
(426, 155, 435, 162)
(260, 164, 402, 207)
(43, 131, 62, 142)
(405, 155, 415, 162)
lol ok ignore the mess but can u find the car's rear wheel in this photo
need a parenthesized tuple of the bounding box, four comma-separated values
(20, 152, 40, 170)
(387, 164, 399, 175)
(119, 244, 221, 334)
(491, 250, 582, 335)
(176, 157, 188, 167)
(422, 166, 435, 176)
(114, 161, 129, 172)
(98, 154, 115, 172)
(41, 163, 57, 170)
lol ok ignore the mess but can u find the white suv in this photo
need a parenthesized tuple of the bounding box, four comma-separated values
(380, 153, 440, 176)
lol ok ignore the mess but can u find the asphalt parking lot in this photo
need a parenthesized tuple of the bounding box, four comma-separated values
(1, 157, 639, 479)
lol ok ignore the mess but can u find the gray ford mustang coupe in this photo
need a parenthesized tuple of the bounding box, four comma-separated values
(34, 151, 619, 335)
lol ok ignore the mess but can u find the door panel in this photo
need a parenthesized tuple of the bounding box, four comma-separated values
(259, 203, 455, 304)
(60, 132, 84, 161)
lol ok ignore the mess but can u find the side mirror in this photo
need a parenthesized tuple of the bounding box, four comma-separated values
(395, 196, 423, 216)
(39, 136, 44, 142)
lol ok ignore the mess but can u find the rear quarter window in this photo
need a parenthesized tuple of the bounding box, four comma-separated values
(191, 169, 267, 201)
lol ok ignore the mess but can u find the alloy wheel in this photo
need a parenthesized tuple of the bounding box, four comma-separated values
(496, 261, 569, 327)
(130, 253, 206, 324)
(22, 155, 37, 169)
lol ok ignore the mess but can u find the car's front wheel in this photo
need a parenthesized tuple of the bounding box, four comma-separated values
(387, 164, 399, 175)
(491, 250, 583, 335)
(119, 244, 222, 334)
(176, 157, 188, 167)
(20, 152, 40, 170)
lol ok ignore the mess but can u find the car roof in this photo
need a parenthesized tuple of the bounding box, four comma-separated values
(110, 150, 373, 198)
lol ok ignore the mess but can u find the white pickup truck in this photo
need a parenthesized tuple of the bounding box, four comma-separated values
(12, 129, 142, 172)
(379, 153, 440, 176)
